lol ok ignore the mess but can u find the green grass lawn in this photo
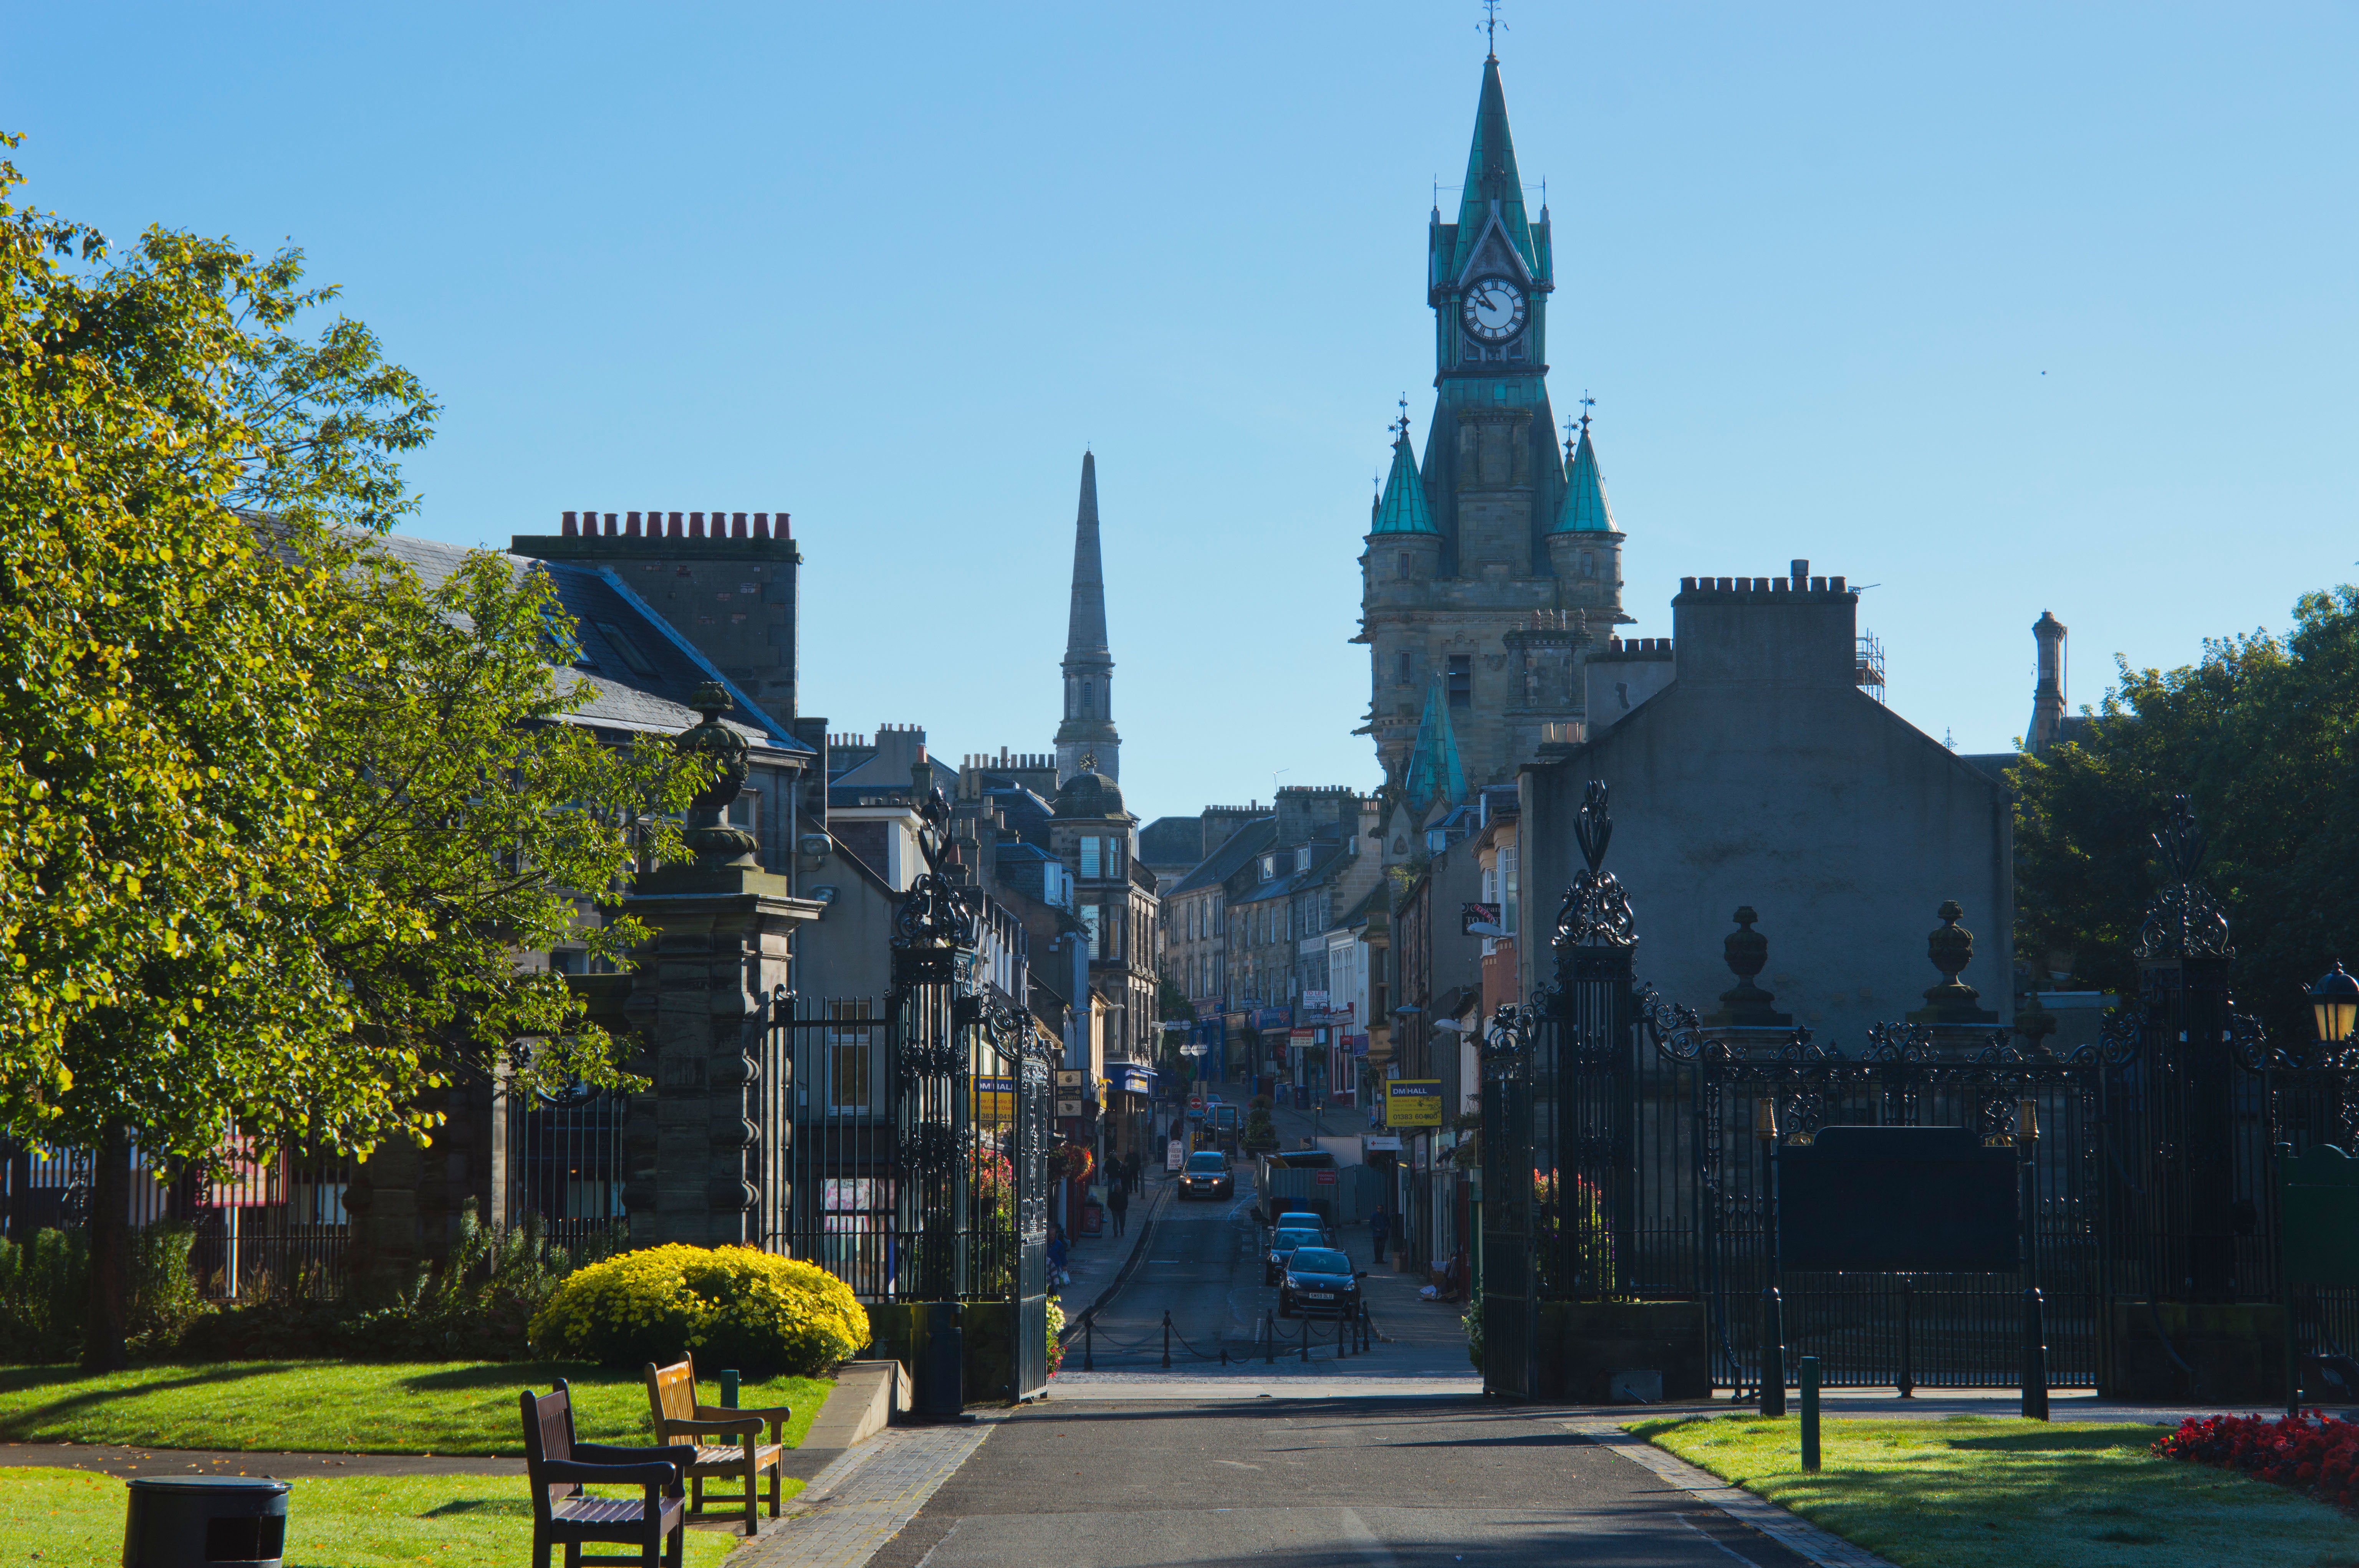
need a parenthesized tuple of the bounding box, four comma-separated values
(0, 1470, 750, 1568)
(0, 1362, 829, 1457)
(1633, 1414, 2359, 1568)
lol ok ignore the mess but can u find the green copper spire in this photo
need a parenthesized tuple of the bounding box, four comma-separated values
(1447, 55, 1537, 281)
(1370, 418, 1438, 535)
(1554, 418, 1616, 533)
(1404, 673, 1467, 816)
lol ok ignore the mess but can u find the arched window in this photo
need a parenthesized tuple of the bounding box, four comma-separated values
(1398, 552, 1410, 577)
(1396, 650, 1412, 686)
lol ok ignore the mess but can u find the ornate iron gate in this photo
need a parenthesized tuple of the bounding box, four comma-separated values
(1478, 1015, 1535, 1398)
(1486, 784, 2359, 1398)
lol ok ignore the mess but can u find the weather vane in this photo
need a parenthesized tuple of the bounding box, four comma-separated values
(1562, 416, 1576, 462)
(1480, 0, 1505, 56)
(1578, 390, 1596, 433)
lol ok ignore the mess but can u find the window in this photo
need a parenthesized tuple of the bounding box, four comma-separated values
(1260, 854, 1275, 881)
(593, 621, 658, 678)
(1397, 552, 1410, 578)
(728, 791, 759, 839)
(1580, 550, 1597, 579)
(1079, 837, 1101, 878)
(1501, 846, 1519, 936)
(1447, 655, 1472, 707)
(828, 1000, 875, 1110)
(1081, 904, 1103, 958)
(1396, 650, 1412, 686)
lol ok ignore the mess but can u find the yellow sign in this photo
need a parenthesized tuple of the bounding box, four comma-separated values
(1385, 1079, 1443, 1128)
(973, 1076, 1015, 1126)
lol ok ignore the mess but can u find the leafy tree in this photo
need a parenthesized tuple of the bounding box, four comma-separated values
(0, 141, 706, 1365)
(2013, 586, 2359, 1047)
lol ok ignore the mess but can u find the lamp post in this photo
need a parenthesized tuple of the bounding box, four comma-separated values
(1756, 1095, 1786, 1418)
(2018, 1097, 2048, 1419)
(2310, 961, 2359, 1047)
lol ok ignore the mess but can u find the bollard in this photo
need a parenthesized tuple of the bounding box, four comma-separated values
(1266, 1311, 1275, 1365)
(1162, 1309, 1172, 1370)
(1084, 1314, 1094, 1373)
(1760, 1287, 1787, 1419)
(1337, 1310, 1346, 1360)
(1301, 1317, 1310, 1363)
(1799, 1356, 1821, 1472)
(1897, 1275, 1916, 1398)
(2021, 1288, 2050, 1421)
(720, 1369, 740, 1409)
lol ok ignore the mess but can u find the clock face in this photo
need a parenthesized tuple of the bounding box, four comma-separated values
(1461, 276, 1528, 344)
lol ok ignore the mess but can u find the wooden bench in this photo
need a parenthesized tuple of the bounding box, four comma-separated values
(520, 1380, 696, 1568)
(644, 1355, 791, 1536)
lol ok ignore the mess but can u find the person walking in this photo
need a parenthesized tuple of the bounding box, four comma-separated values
(1370, 1202, 1391, 1264)
(1107, 1178, 1131, 1237)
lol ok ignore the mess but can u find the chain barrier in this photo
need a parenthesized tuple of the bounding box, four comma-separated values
(1073, 1304, 1373, 1370)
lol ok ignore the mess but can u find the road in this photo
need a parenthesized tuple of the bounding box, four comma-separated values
(1068, 1169, 1471, 1379)
(866, 1396, 1817, 1567)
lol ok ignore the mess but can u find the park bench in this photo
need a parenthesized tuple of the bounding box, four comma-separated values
(519, 1380, 696, 1568)
(643, 1354, 791, 1536)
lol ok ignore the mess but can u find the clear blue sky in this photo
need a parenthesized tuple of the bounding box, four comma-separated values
(14, 3, 2356, 826)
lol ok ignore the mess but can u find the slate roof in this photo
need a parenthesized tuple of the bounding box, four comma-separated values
(1168, 816, 1275, 897)
(372, 533, 805, 752)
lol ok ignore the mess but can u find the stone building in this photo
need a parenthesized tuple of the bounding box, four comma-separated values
(1356, 53, 1631, 799)
(1520, 564, 2016, 1038)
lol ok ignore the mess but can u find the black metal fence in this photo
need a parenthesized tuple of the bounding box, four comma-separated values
(1, 1138, 352, 1302)
(1481, 785, 2359, 1399)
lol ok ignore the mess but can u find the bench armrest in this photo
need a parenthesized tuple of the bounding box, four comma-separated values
(662, 1415, 766, 1439)
(697, 1402, 791, 1441)
(575, 1439, 698, 1493)
(538, 1457, 679, 1490)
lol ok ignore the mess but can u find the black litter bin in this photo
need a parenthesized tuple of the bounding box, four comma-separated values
(124, 1475, 290, 1567)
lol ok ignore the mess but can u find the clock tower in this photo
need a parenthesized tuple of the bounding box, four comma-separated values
(1356, 49, 1631, 801)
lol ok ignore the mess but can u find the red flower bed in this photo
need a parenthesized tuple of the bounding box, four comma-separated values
(2154, 1411, 2359, 1512)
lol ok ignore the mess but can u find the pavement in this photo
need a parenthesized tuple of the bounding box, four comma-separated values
(1055, 1165, 1172, 1332)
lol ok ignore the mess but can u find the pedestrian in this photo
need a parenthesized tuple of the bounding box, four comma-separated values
(1107, 1179, 1130, 1237)
(1129, 1151, 1144, 1196)
(1048, 1222, 1070, 1288)
(1370, 1202, 1391, 1264)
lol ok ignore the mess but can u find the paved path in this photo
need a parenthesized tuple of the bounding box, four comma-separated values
(727, 1418, 997, 1567)
(863, 1394, 1820, 1568)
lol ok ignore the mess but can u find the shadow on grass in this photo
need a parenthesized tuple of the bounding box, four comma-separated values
(0, 1363, 304, 1436)
(399, 1363, 608, 1393)
(420, 1497, 534, 1517)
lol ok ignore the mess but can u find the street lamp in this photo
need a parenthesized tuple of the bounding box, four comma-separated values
(1755, 1094, 1785, 1418)
(2309, 961, 2359, 1046)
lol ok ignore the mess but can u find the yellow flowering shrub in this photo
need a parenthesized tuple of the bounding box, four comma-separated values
(528, 1245, 868, 1377)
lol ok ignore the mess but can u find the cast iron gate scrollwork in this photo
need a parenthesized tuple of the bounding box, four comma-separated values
(1487, 784, 2359, 1397)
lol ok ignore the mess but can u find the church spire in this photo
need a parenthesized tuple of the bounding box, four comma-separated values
(1404, 673, 1467, 816)
(1055, 451, 1118, 784)
(1447, 54, 1537, 281)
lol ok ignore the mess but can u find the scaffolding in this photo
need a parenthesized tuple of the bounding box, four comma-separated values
(1856, 630, 1887, 703)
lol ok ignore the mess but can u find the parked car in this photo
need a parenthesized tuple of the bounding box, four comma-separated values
(1265, 1224, 1324, 1285)
(1278, 1246, 1363, 1318)
(1179, 1150, 1233, 1201)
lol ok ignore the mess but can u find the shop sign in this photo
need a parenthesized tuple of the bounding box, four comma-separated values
(1384, 1079, 1444, 1128)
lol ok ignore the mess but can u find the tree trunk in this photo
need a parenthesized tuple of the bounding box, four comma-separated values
(82, 1123, 132, 1372)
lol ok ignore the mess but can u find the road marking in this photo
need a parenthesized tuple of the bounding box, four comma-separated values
(1335, 1506, 1403, 1567)
(1209, 1458, 1261, 1469)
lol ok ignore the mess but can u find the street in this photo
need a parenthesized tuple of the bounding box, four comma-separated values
(866, 1396, 1816, 1567)
(1067, 1158, 1472, 1380)
(883, 1161, 1821, 1565)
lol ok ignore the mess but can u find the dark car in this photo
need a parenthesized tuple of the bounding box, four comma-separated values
(1264, 1224, 1325, 1285)
(1179, 1150, 1233, 1201)
(1278, 1246, 1363, 1318)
